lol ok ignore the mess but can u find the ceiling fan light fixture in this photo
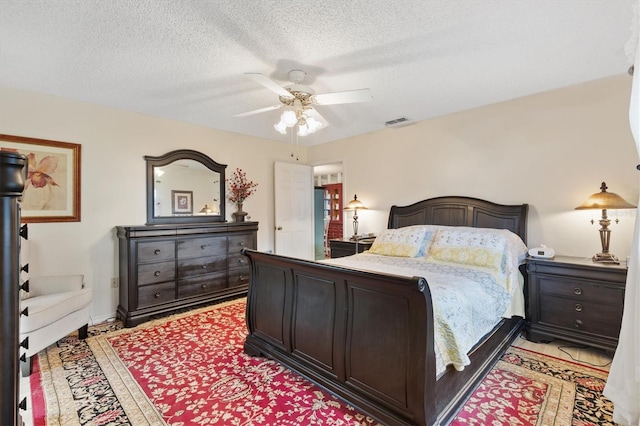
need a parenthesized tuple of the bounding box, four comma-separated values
(281, 110, 297, 127)
(306, 116, 322, 132)
(298, 124, 310, 137)
(295, 114, 322, 137)
(274, 121, 287, 134)
(239, 69, 371, 138)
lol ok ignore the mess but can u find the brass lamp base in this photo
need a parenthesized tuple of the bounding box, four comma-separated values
(592, 252, 620, 264)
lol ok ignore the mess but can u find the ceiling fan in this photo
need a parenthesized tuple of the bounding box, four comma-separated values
(235, 69, 372, 136)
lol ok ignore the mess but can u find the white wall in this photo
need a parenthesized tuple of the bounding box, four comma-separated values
(309, 75, 639, 262)
(2, 74, 637, 324)
(0, 86, 307, 323)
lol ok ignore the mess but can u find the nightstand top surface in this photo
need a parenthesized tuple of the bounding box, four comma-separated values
(528, 255, 628, 271)
(330, 237, 376, 243)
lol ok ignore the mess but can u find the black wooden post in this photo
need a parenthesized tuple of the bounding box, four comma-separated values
(0, 151, 28, 426)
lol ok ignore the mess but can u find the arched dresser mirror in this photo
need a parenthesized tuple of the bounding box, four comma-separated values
(145, 149, 226, 224)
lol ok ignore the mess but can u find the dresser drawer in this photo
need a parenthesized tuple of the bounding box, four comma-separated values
(228, 252, 250, 271)
(137, 261, 176, 285)
(138, 281, 176, 308)
(178, 273, 227, 298)
(137, 241, 175, 263)
(228, 270, 250, 287)
(178, 256, 227, 278)
(178, 236, 226, 259)
(228, 233, 255, 254)
(539, 277, 623, 303)
(539, 294, 623, 338)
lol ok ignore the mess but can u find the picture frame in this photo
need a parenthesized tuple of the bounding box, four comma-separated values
(171, 190, 193, 215)
(0, 134, 81, 223)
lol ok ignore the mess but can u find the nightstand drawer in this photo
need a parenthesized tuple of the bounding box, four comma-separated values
(539, 277, 624, 304)
(539, 294, 623, 337)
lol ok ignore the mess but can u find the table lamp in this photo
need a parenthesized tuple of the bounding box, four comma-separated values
(575, 181, 636, 264)
(344, 194, 367, 240)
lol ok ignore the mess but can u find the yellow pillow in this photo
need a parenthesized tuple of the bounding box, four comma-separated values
(368, 227, 434, 257)
(426, 228, 508, 270)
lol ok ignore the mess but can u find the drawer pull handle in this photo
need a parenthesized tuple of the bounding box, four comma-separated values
(574, 303, 583, 312)
(202, 265, 207, 269)
(574, 319, 583, 328)
(154, 249, 161, 255)
(574, 287, 583, 295)
(154, 292, 161, 298)
(154, 271, 161, 277)
(201, 283, 208, 289)
(201, 245, 207, 250)
(240, 275, 246, 281)
(239, 259, 246, 264)
(239, 241, 245, 246)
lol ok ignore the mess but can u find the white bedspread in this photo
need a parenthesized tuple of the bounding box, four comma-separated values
(322, 252, 521, 376)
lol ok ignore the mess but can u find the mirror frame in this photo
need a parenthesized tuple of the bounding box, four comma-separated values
(145, 149, 226, 224)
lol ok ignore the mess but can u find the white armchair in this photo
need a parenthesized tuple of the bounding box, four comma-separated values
(19, 274, 92, 376)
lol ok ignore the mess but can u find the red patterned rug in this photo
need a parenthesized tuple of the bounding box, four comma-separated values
(30, 298, 614, 425)
(450, 347, 612, 425)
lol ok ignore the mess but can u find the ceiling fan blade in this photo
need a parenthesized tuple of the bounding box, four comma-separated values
(234, 104, 281, 118)
(245, 73, 293, 98)
(313, 88, 372, 105)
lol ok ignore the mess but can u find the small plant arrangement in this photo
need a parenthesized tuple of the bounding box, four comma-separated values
(227, 167, 258, 207)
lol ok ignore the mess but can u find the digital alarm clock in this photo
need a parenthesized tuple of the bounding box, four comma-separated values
(528, 244, 555, 259)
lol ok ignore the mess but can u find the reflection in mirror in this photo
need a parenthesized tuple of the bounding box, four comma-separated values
(153, 160, 221, 217)
(145, 150, 226, 224)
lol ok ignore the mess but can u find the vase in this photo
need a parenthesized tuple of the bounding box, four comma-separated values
(232, 203, 248, 222)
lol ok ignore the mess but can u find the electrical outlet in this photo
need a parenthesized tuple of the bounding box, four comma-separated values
(110, 277, 119, 288)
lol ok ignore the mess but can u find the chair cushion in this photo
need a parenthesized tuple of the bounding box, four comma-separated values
(20, 289, 92, 333)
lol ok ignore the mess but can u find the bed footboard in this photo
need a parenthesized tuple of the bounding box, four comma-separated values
(242, 249, 436, 426)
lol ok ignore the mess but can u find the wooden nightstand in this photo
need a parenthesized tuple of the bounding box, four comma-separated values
(525, 255, 627, 352)
(329, 238, 375, 258)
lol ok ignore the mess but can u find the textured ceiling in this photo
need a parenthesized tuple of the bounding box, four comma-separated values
(0, 0, 635, 146)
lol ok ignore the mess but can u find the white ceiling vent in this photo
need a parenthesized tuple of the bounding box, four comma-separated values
(384, 117, 410, 127)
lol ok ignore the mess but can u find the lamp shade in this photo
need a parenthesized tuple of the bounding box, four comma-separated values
(344, 194, 367, 211)
(575, 182, 636, 210)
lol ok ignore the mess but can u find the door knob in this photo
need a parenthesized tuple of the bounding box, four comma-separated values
(276, 226, 282, 230)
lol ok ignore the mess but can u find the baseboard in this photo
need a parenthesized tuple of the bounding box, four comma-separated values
(90, 312, 118, 326)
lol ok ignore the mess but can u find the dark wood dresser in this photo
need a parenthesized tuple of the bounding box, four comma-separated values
(525, 255, 627, 352)
(329, 238, 375, 258)
(117, 222, 258, 327)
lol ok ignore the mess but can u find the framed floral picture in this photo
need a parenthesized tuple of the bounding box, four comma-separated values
(0, 134, 81, 223)
(171, 190, 193, 214)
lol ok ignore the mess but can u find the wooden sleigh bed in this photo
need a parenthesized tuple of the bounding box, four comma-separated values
(242, 196, 529, 425)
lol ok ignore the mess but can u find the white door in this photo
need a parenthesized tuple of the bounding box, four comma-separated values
(274, 161, 314, 260)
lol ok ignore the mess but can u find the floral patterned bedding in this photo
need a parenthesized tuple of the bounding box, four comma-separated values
(322, 252, 521, 377)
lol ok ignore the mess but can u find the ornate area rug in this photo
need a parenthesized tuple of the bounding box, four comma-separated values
(30, 298, 614, 425)
(450, 347, 613, 425)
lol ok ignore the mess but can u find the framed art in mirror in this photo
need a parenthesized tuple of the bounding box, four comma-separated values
(171, 190, 193, 214)
(0, 134, 81, 223)
(145, 149, 226, 224)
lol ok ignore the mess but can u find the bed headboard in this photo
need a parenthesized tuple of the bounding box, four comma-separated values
(388, 196, 529, 244)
